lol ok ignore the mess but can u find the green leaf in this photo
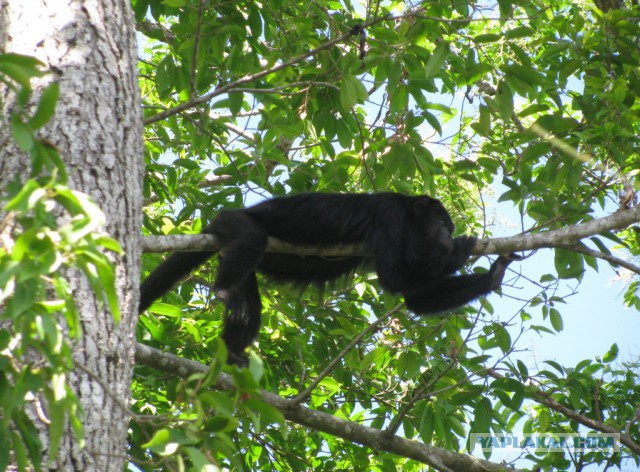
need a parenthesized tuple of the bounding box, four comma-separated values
(28, 82, 60, 129)
(146, 302, 182, 317)
(55, 187, 106, 225)
(422, 110, 442, 135)
(244, 398, 285, 427)
(15, 411, 42, 470)
(202, 414, 237, 433)
(494, 324, 512, 353)
(0, 427, 8, 471)
(389, 85, 408, 115)
(549, 308, 563, 332)
(4, 179, 42, 212)
(473, 398, 492, 433)
(184, 447, 214, 470)
(516, 360, 529, 378)
(419, 405, 434, 444)
(504, 26, 534, 39)
(478, 104, 491, 136)
(0, 53, 43, 68)
(94, 256, 121, 322)
(47, 401, 65, 465)
(0, 60, 37, 87)
(142, 428, 189, 455)
(424, 42, 449, 78)
(247, 7, 263, 37)
(10, 431, 28, 471)
(10, 114, 34, 151)
(603, 343, 618, 363)
(248, 351, 264, 383)
(229, 91, 243, 115)
(95, 235, 123, 254)
(387, 60, 402, 91)
(496, 81, 513, 123)
(474, 33, 501, 43)
(554, 248, 584, 280)
(544, 360, 564, 374)
(339, 75, 367, 109)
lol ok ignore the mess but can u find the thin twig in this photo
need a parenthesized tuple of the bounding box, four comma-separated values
(559, 243, 640, 275)
(291, 304, 403, 405)
(144, 28, 361, 125)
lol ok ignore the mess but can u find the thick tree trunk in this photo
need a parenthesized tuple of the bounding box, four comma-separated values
(0, 1, 142, 470)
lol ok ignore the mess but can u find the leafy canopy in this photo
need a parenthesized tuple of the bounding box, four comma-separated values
(132, 0, 640, 471)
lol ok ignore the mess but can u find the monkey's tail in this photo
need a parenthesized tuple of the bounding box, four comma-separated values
(139, 251, 214, 313)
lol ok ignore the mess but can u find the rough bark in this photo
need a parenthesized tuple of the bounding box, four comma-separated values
(0, 0, 142, 470)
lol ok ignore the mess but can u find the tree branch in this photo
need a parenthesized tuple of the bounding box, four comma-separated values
(135, 343, 521, 472)
(143, 31, 357, 126)
(141, 205, 640, 272)
(486, 371, 640, 455)
(533, 389, 640, 455)
(559, 243, 640, 275)
(475, 205, 640, 256)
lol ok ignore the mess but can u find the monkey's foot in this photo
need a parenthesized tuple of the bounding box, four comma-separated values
(227, 351, 249, 367)
(214, 288, 232, 304)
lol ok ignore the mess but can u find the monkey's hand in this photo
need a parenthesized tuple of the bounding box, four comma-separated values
(489, 253, 522, 290)
(227, 352, 249, 367)
(452, 235, 477, 258)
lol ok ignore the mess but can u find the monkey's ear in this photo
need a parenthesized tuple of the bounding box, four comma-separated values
(413, 196, 449, 220)
(412, 196, 435, 214)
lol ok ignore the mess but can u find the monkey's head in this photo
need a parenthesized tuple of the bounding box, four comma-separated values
(412, 196, 455, 254)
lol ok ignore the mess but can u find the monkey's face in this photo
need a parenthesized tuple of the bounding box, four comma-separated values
(434, 220, 454, 254)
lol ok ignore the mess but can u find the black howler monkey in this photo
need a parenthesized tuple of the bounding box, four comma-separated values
(139, 193, 514, 365)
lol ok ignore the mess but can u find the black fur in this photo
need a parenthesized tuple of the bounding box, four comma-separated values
(139, 193, 513, 365)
